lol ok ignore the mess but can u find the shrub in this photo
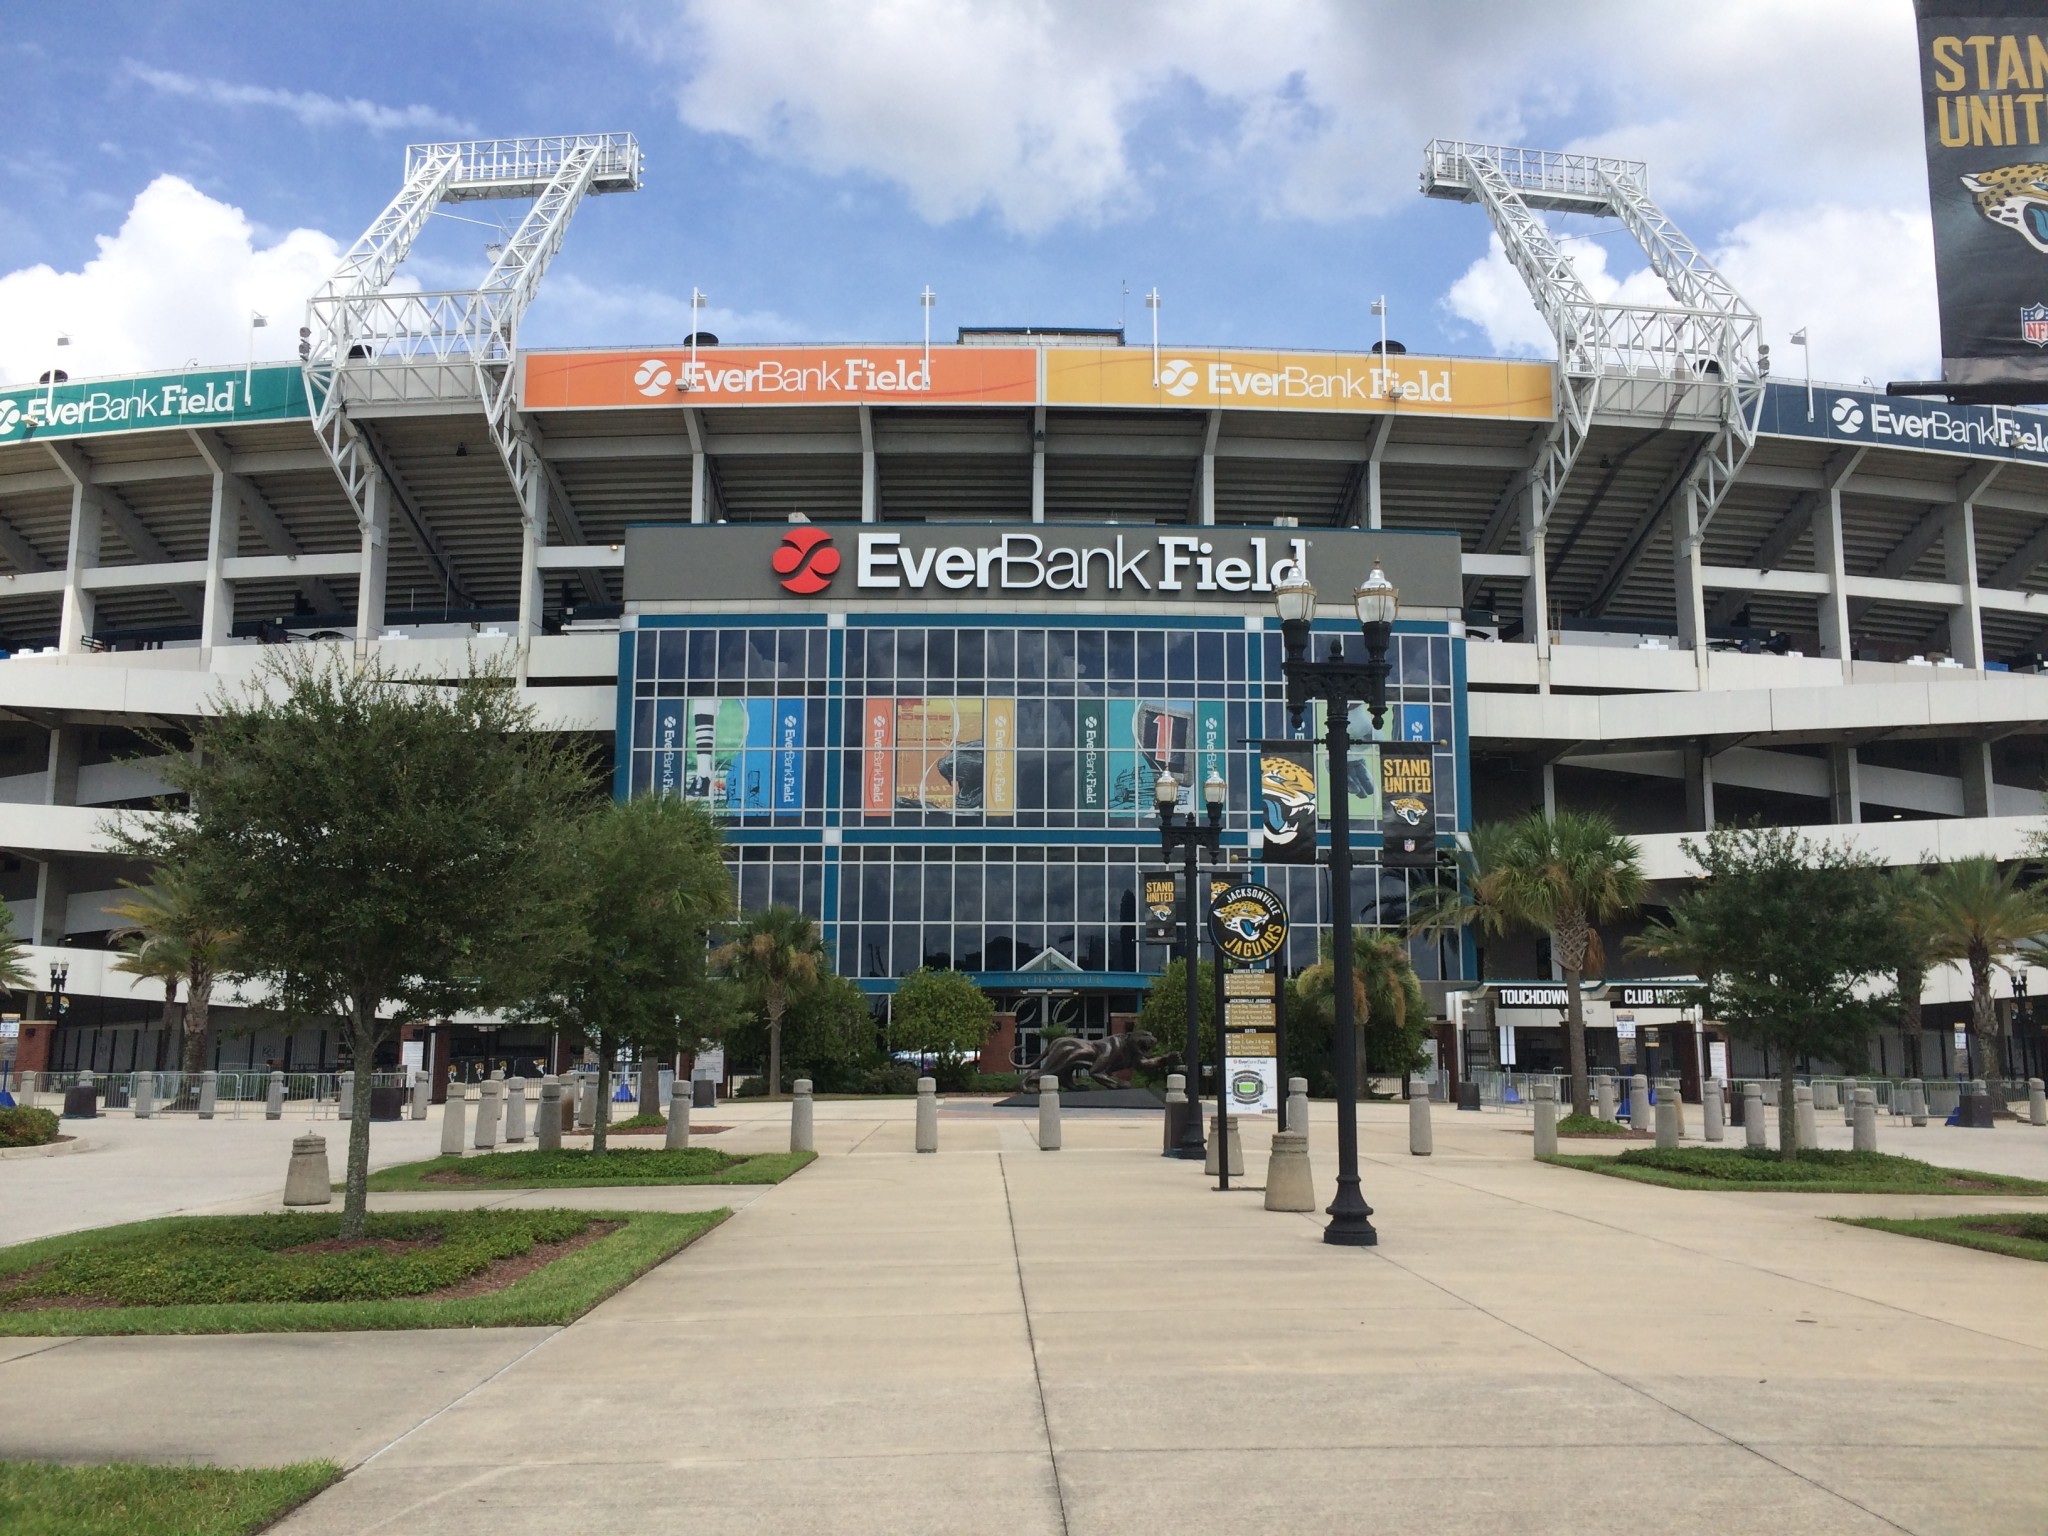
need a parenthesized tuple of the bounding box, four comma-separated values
(857, 1062, 920, 1096)
(0, 1106, 59, 1148)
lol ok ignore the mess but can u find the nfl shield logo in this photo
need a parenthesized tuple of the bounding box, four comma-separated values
(2023, 303, 2048, 346)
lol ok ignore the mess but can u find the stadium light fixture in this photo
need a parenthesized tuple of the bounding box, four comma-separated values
(1371, 296, 1391, 395)
(1791, 327, 1813, 421)
(690, 289, 709, 378)
(245, 312, 267, 402)
(921, 285, 936, 382)
(1145, 289, 1161, 387)
(47, 334, 69, 412)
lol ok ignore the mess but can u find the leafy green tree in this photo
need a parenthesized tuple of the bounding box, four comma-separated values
(114, 652, 592, 1237)
(0, 903, 30, 995)
(1137, 957, 1219, 1069)
(1884, 867, 1940, 1077)
(1485, 811, 1646, 1117)
(714, 906, 824, 1096)
(1405, 820, 1515, 975)
(888, 968, 995, 1074)
(721, 971, 875, 1086)
(1631, 825, 1896, 1159)
(1913, 856, 2048, 1084)
(514, 793, 733, 1151)
(106, 867, 234, 1075)
(1296, 929, 1427, 1092)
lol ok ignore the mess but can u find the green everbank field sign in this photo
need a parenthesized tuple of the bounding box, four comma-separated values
(0, 365, 310, 444)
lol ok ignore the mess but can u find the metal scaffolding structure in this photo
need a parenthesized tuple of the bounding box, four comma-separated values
(1422, 141, 1764, 627)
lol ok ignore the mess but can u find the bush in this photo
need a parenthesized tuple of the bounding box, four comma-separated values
(1617, 1146, 1939, 1183)
(857, 1062, 920, 1096)
(0, 1106, 59, 1148)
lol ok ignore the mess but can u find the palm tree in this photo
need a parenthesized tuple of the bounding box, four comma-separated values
(1914, 857, 2048, 1086)
(1487, 811, 1646, 1118)
(1886, 867, 1940, 1077)
(1406, 821, 1514, 973)
(1296, 929, 1426, 1094)
(0, 903, 32, 996)
(714, 906, 824, 1098)
(105, 870, 234, 1076)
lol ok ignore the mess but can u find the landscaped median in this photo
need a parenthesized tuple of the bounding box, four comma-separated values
(0, 1459, 340, 1536)
(362, 1145, 814, 1192)
(1838, 1211, 2048, 1262)
(0, 1207, 723, 1337)
(1542, 1145, 2048, 1195)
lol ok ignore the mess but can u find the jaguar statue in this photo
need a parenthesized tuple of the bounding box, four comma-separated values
(1023, 1029, 1162, 1092)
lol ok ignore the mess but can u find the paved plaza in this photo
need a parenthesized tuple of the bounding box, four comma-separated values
(3, 1098, 2047, 1534)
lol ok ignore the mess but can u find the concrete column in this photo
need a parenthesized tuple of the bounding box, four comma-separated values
(473, 1079, 501, 1150)
(536, 1078, 563, 1151)
(688, 417, 709, 524)
(266, 1070, 284, 1120)
(198, 1070, 218, 1120)
(1944, 498, 1985, 668)
(57, 475, 102, 655)
(1037, 1075, 1061, 1151)
(858, 404, 878, 522)
(1671, 483, 1707, 660)
(1814, 484, 1853, 676)
(1521, 479, 1550, 662)
(34, 727, 84, 947)
(1364, 414, 1393, 530)
(515, 472, 549, 647)
(1263, 1130, 1315, 1211)
(913, 1076, 936, 1153)
(1794, 1084, 1817, 1149)
(665, 1088, 690, 1149)
(1743, 1083, 1766, 1148)
(410, 1072, 431, 1121)
(1030, 405, 1046, 523)
(503, 1076, 527, 1143)
(2028, 1077, 2045, 1126)
(1532, 1079, 1557, 1157)
(1654, 1091, 1679, 1149)
(441, 1085, 470, 1156)
(1682, 744, 1715, 833)
(1286, 1076, 1308, 1145)
(575, 1070, 596, 1130)
(1663, 1077, 1686, 1139)
(1409, 1074, 1434, 1155)
(132, 1071, 154, 1119)
(200, 465, 239, 652)
(1959, 740, 1995, 818)
(1840, 1076, 1858, 1125)
(1853, 1086, 1878, 1152)
(1629, 1072, 1651, 1129)
(1908, 1076, 1928, 1126)
(1595, 1076, 1617, 1121)
(1204, 1114, 1244, 1176)
(1702, 1078, 1724, 1142)
(1163, 1071, 1188, 1155)
(1195, 410, 1219, 526)
(337, 1069, 354, 1121)
(283, 1134, 332, 1206)
(354, 469, 390, 655)
(1827, 744, 1862, 825)
(785, 1077, 812, 1152)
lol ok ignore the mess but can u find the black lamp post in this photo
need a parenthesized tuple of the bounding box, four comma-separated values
(1274, 560, 1398, 1247)
(1156, 765, 1226, 1160)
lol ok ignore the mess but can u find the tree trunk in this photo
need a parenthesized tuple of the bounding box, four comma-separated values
(1562, 965, 1590, 1118)
(1777, 1058, 1799, 1162)
(340, 1004, 378, 1239)
(592, 1030, 612, 1154)
(638, 1053, 662, 1121)
(1969, 947, 1996, 1088)
(181, 971, 213, 1078)
(767, 992, 785, 1098)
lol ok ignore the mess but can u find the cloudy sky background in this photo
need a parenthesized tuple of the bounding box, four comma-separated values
(0, 0, 1937, 389)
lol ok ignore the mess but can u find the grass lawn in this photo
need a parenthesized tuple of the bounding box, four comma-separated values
(1542, 1145, 2048, 1194)
(363, 1146, 814, 1191)
(1838, 1211, 2048, 1261)
(0, 1207, 722, 1337)
(0, 1460, 340, 1536)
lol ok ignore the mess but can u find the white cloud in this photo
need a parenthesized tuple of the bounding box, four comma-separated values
(123, 62, 472, 136)
(1445, 206, 1940, 386)
(523, 273, 806, 348)
(0, 176, 342, 386)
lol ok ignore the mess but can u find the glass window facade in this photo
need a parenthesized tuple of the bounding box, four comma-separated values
(619, 614, 1470, 994)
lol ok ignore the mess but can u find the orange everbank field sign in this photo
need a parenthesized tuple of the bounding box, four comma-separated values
(1045, 348, 1552, 418)
(523, 347, 1038, 409)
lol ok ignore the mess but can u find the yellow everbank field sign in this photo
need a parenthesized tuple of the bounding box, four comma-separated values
(1045, 348, 1552, 418)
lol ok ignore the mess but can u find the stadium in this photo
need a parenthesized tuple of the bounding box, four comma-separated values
(4, 133, 2047, 1094)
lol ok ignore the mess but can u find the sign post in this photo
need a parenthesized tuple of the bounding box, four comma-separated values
(1208, 881, 1289, 1191)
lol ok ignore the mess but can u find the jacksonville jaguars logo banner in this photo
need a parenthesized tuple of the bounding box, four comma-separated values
(1915, 2, 2048, 392)
(1208, 882, 1289, 965)
(1379, 751, 1437, 868)
(1259, 744, 1319, 864)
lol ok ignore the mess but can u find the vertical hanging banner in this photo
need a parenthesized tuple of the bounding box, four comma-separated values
(863, 699, 894, 813)
(1379, 750, 1437, 867)
(1141, 869, 1181, 944)
(1914, 3, 2048, 394)
(773, 701, 806, 811)
(985, 697, 1017, 815)
(1259, 743, 1320, 864)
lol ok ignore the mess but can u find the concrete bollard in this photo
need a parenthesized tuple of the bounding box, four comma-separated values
(666, 1088, 690, 1149)
(1655, 1092, 1679, 1149)
(1037, 1076, 1062, 1151)
(1853, 1087, 1878, 1152)
(1286, 1076, 1309, 1145)
(575, 1071, 596, 1130)
(914, 1076, 937, 1154)
(1629, 1073, 1651, 1129)
(283, 1134, 332, 1206)
(1661, 1077, 1686, 1140)
(1841, 1077, 1858, 1126)
(536, 1078, 563, 1151)
(1794, 1084, 1817, 1150)
(1204, 1114, 1244, 1177)
(1743, 1083, 1766, 1149)
(1595, 1076, 1617, 1122)
(474, 1079, 502, 1150)
(2030, 1077, 2046, 1127)
(503, 1077, 527, 1143)
(440, 1085, 470, 1156)
(132, 1073, 155, 1120)
(1163, 1072, 1188, 1155)
(1703, 1079, 1724, 1143)
(337, 1070, 353, 1121)
(1908, 1077, 1927, 1126)
(266, 1070, 284, 1120)
(1410, 1074, 1434, 1156)
(410, 1072, 431, 1121)
(1264, 1130, 1315, 1211)
(1533, 1080, 1557, 1157)
(198, 1070, 218, 1120)
(792, 1078, 817, 1154)
(1761, 1078, 1780, 1107)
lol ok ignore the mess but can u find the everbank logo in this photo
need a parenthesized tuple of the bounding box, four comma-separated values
(1831, 396, 1865, 433)
(659, 353, 933, 397)
(773, 527, 841, 593)
(1159, 357, 1457, 405)
(0, 400, 20, 438)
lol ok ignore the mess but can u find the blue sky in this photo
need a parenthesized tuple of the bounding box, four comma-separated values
(1, 1, 1939, 387)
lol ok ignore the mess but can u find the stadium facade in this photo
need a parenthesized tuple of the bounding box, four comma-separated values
(2, 136, 2046, 1091)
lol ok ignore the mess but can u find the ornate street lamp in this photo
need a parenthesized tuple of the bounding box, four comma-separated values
(1274, 561, 1398, 1246)
(1156, 766, 1226, 1159)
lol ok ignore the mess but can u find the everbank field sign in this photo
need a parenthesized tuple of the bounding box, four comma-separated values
(0, 366, 310, 444)
(625, 523, 1464, 611)
(524, 346, 1553, 420)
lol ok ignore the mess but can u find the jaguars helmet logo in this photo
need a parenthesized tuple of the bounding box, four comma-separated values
(1962, 163, 2048, 254)
(1387, 795, 1429, 827)
(1261, 752, 1317, 855)
(1208, 882, 1289, 962)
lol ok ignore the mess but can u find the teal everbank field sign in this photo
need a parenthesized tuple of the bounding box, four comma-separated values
(0, 365, 311, 444)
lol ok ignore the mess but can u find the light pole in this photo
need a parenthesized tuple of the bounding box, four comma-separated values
(1792, 326, 1812, 421)
(1274, 560, 1398, 1246)
(245, 312, 268, 404)
(1156, 766, 1225, 1159)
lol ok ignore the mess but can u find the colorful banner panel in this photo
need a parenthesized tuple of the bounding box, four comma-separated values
(1094, 698, 1226, 814)
(0, 365, 310, 446)
(1259, 743, 1319, 864)
(1044, 348, 1552, 419)
(658, 697, 811, 814)
(1379, 750, 1437, 868)
(1312, 701, 1387, 823)
(525, 346, 1038, 409)
(863, 697, 1018, 815)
